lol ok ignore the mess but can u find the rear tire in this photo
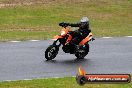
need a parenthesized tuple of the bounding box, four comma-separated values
(45, 45, 59, 60)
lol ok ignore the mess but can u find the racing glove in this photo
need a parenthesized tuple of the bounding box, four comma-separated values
(59, 22, 69, 27)
(91, 37, 95, 41)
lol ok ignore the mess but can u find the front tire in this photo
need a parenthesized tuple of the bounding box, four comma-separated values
(45, 45, 59, 60)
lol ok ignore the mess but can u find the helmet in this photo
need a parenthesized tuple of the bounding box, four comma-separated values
(80, 17, 89, 29)
(80, 17, 89, 23)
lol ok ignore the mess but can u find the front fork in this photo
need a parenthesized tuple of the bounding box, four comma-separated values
(53, 39, 61, 47)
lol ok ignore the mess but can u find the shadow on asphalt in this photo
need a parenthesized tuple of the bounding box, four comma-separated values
(44, 58, 90, 65)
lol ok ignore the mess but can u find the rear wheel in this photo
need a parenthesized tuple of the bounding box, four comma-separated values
(75, 44, 89, 59)
(45, 45, 59, 60)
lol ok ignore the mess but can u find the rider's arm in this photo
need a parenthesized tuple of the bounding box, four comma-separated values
(69, 23, 80, 27)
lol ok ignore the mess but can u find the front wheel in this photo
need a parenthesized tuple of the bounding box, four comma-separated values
(45, 45, 59, 60)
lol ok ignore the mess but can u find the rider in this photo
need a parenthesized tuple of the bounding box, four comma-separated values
(59, 17, 93, 45)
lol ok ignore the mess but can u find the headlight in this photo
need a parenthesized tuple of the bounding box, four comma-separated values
(61, 31, 66, 36)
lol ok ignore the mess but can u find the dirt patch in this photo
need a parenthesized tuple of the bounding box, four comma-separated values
(0, 0, 54, 4)
(0, 0, 56, 8)
(0, 0, 119, 8)
(0, 0, 92, 8)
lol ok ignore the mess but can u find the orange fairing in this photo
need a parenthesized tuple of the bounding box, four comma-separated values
(79, 33, 93, 45)
(60, 28, 69, 36)
(65, 34, 72, 45)
(52, 28, 69, 40)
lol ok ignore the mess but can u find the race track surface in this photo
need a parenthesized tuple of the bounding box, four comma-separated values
(0, 37, 132, 81)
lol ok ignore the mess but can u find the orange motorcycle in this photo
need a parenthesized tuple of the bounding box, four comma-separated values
(45, 23, 95, 60)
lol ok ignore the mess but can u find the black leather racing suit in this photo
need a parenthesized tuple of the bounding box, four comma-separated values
(68, 23, 91, 45)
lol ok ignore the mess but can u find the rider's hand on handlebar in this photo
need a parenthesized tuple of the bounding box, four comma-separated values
(59, 22, 64, 26)
(59, 22, 69, 27)
(91, 37, 95, 41)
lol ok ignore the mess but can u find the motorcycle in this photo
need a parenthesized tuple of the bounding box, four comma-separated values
(45, 23, 95, 60)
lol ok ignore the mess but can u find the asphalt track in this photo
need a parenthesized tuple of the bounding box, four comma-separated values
(0, 37, 132, 81)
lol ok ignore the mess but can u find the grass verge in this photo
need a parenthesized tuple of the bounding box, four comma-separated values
(0, 0, 131, 41)
(0, 77, 131, 88)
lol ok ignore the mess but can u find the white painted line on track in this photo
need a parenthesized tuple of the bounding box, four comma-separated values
(10, 41, 21, 43)
(29, 40, 40, 42)
(72, 76, 76, 77)
(2, 76, 76, 82)
(125, 36, 132, 38)
(4, 80, 12, 82)
(53, 77, 60, 78)
(102, 37, 113, 38)
(23, 79, 32, 81)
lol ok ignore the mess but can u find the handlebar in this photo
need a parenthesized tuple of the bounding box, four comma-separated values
(59, 22, 69, 27)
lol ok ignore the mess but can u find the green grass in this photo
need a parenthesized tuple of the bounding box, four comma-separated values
(0, 0, 132, 41)
(0, 31, 58, 41)
(0, 77, 131, 88)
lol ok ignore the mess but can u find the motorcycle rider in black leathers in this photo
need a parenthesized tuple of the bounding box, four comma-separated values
(59, 17, 94, 46)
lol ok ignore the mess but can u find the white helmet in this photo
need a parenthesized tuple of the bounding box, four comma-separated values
(80, 17, 89, 23)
